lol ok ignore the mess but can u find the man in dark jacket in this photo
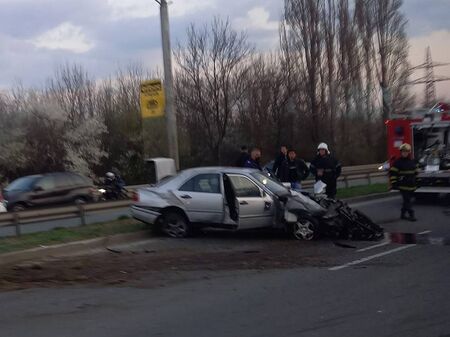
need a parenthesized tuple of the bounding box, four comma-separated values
(280, 149, 309, 190)
(272, 145, 288, 179)
(235, 146, 249, 167)
(310, 143, 341, 199)
(244, 147, 262, 170)
(389, 143, 419, 221)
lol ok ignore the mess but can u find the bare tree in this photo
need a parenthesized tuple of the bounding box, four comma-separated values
(175, 18, 253, 164)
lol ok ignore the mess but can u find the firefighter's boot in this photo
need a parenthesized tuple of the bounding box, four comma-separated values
(407, 210, 417, 222)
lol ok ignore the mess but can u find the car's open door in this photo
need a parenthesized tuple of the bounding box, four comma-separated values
(224, 174, 274, 229)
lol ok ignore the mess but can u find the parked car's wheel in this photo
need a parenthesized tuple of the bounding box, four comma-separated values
(74, 197, 87, 205)
(292, 215, 319, 241)
(11, 204, 26, 212)
(162, 211, 190, 238)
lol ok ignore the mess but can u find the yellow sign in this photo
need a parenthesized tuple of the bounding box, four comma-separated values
(140, 79, 165, 118)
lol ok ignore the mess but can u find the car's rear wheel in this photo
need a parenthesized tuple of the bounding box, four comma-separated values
(11, 204, 26, 212)
(74, 197, 87, 205)
(162, 211, 190, 238)
(292, 215, 319, 241)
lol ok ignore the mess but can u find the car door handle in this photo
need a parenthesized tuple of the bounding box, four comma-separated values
(239, 201, 248, 205)
(180, 194, 192, 199)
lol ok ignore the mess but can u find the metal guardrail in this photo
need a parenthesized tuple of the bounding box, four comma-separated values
(0, 200, 131, 236)
(0, 164, 386, 236)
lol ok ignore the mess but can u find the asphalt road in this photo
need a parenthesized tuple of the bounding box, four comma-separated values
(1, 196, 449, 337)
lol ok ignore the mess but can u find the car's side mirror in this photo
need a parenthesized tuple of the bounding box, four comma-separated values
(33, 186, 43, 192)
(261, 190, 266, 198)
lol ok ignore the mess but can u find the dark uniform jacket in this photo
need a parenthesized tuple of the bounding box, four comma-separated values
(310, 154, 342, 185)
(389, 157, 420, 191)
(244, 158, 262, 171)
(279, 159, 309, 183)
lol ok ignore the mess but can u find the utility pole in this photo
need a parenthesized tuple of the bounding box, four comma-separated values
(155, 0, 179, 169)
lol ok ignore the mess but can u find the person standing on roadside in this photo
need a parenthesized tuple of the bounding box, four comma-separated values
(272, 145, 288, 178)
(310, 143, 341, 199)
(389, 143, 419, 221)
(235, 145, 249, 167)
(244, 147, 263, 171)
(280, 149, 309, 190)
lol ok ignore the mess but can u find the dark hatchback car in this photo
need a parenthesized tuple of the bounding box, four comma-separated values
(2, 172, 97, 212)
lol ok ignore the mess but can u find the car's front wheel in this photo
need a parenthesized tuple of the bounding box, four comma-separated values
(292, 215, 319, 241)
(162, 211, 190, 238)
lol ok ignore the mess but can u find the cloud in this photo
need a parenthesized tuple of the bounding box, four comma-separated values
(107, 0, 216, 20)
(234, 7, 279, 32)
(409, 30, 450, 100)
(31, 22, 94, 53)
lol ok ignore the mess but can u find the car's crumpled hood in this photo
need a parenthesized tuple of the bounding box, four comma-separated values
(285, 190, 327, 215)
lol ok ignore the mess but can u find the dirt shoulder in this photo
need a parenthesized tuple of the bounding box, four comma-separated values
(0, 231, 349, 291)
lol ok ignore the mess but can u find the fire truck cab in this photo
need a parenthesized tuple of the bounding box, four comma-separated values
(385, 103, 450, 194)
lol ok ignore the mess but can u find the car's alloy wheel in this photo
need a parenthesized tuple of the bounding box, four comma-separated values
(162, 212, 190, 238)
(293, 217, 317, 241)
(74, 197, 87, 205)
(12, 204, 26, 212)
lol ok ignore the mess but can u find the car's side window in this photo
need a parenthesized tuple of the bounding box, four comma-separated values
(34, 176, 55, 191)
(179, 174, 221, 194)
(55, 174, 70, 188)
(228, 175, 261, 198)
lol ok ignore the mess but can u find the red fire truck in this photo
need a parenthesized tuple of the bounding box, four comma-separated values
(384, 102, 450, 194)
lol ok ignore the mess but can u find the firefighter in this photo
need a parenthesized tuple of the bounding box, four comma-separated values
(389, 143, 420, 221)
(310, 143, 341, 199)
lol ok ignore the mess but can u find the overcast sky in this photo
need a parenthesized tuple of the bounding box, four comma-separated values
(1, 0, 450, 100)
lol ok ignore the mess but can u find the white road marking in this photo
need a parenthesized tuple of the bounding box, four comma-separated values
(329, 245, 416, 271)
(357, 241, 390, 252)
(418, 230, 432, 235)
(357, 230, 432, 252)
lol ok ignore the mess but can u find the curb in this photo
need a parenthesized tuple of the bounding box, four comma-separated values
(0, 231, 150, 267)
(344, 191, 400, 204)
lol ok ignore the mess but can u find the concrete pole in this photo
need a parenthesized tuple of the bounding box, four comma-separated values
(159, 0, 179, 169)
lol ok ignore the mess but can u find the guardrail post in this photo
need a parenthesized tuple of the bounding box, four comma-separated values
(343, 176, 349, 188)
(13, 212, 21, 236)
(77, 203, 86, 226)
(367, 173, 372, 185)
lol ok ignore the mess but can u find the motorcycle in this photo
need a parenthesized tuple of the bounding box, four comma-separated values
(98, 185, 129, 201)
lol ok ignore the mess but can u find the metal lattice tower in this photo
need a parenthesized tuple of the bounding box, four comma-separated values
(424, 47, 436, 107)
(408, 47, 450, 108)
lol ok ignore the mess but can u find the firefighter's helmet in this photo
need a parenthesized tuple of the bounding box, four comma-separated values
(399, 143, 411, 152)
(317, 143, 329, 153)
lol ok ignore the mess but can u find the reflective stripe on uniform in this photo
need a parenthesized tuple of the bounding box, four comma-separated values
(390, 167, 399, 172)
(399, 186, 416, 191)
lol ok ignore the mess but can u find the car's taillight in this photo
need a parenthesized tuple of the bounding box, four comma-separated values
(132, 191, 139, 202)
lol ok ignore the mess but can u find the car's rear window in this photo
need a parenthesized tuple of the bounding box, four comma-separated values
(6, 176, 40, 191)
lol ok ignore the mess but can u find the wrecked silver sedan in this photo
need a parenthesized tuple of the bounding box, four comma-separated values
(131, 167, 383, 240)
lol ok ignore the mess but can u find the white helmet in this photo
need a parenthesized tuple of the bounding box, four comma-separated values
(106, 172, 115, 178)
(317, 143, 329, 152)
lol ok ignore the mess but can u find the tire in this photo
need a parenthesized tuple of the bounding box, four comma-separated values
(291, 215, 319, 241)
(11, 204, 26, 212)
(74, 197, 87, 205)
(162, 211, 190, 238)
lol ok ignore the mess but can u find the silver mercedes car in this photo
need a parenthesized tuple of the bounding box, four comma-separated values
(131, 167, 327, 239)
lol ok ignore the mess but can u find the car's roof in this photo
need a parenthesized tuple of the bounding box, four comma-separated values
(179, 167, 260, 175)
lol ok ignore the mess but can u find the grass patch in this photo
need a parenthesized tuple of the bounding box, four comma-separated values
(337, 183, 389, 199)
(0, 219, 147, 255)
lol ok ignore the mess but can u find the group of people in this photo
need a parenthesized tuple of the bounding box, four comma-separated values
(235, 143, 342, 199)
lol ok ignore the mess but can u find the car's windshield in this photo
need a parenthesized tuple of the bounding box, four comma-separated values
(6, 176, 40, 191)
(251, 172, 290, 196)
